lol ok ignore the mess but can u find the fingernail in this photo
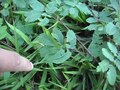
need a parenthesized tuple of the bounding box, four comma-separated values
(29, 62, 33, 70)
(19, 56, 34, 71)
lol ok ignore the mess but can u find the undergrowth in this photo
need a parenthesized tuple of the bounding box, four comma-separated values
(0, 0, 120, 90)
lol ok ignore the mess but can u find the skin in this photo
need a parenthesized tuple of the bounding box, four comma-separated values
(0, 48, 33, 73)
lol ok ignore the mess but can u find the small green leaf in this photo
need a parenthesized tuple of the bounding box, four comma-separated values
(110, 0, 119, 12)
(86, 17, 97, 23)
(28, 0, 44, 11)
(66, 30, 76, 49)
(105, 22, 117, 35)
(25, 10, 41, 22)
(69, 7, 78, 18)
(113, 29, 120, 45)
(16, 21, 33, 35)
(102, 48, 114, 61)
(107, 65, 116, 85)
(45, 2, 58, 14)
(114, 59, 120, 70)
(36, 33, 54, 46)
(13, 0, 26, 8)
(59, 6, 69, 16)
(97, 60, 109, 72)
(107, 42, 117, 56)
(63, 1, 76, 7)
(38, 17, 49, 26)
(52, 28, 64, 44)
(76, 3, 91, 15)
(44, 49, 72, 64)
(85, 24, 98, 31)
(1, 8, 9, 16)
(39, 46, 58, 58)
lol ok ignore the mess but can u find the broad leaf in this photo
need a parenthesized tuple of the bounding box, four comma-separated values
(1, 8, 9, 16)
(52, 28, 64, 44)
(38, 17, 49, 26)
(45, 1, 58, 14)
(114, 59, 120, 70)
(102, 48, 114, 62)
(76, 3, 91, 15)
(105, 22, 117, 35)
(113, 28, 120, 45)
(59, 5, 69, 16)
(97, 60, 109, 72)
(66, 30, 76, 49)
(39, 46, 59, 57)
(25, 10, 41, 22)
(36, 33, 54, 46)
(69, 7, 78, 18)
(88, 30, 105, 57)
(28, 0, 44, 12)
(16, 21, 33, 35)
(110, 0, 119, 12)
(107, 42, 117, 56)
(86, 17, 97, 23)
(85, 24, 98, 31)
(107, 65, 116, 85)
(13, 0, 26, 8)
(44, 49, 71, 64)
(63, 1, 76, 7)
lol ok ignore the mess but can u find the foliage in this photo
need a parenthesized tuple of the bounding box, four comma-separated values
(0, 0, 120, 90)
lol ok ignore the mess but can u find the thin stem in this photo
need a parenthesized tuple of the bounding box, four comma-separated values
(48, 17, 65, 30)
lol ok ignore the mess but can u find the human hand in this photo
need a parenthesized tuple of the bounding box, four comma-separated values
(0, 48, 33, 72)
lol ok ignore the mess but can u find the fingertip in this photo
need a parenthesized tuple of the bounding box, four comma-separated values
(0, 48, 34, 72)
(30, 62, 34, 70)
(16, 56, 34, 71)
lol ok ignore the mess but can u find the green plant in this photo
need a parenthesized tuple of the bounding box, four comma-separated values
(0, 0, 120, 90)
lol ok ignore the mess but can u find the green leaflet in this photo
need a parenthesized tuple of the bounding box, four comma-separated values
(110, 0, 119, 12)
(1, 8, 9, 16)
(69, 7, 78, 18)
(102, 48, 114, 62)
(105, 22, 117, 35)
(107, 65, 116, 85)
(66, 30, 76, 49)
(28, 0, 44, 12)
(44, 49, 71, 64)
(38, 17, 49, 26)
(52, 28, 64, 44)
(97, 60, 109, 73)
(86, 17, 97, 23)
(76, 2, 91, 15)
(113, 29, 120, 45)
(25, 10, 41, 22)
(107, 42, 117, 56)
(13, 0, 26, 8)
(45, 1, 58, 14)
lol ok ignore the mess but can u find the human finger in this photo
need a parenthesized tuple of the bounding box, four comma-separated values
(0, 48, 33, 72)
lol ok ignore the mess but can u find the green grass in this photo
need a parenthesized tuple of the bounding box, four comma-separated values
(0, 0, 120, 90)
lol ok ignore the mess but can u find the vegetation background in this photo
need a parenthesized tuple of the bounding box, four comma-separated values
(0, 0, 120, 90)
